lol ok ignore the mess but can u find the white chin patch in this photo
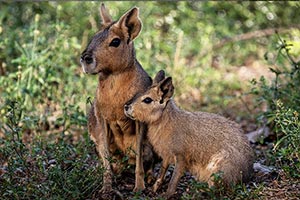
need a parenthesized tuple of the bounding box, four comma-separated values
(125, 111, 135, 120)
(81, 64, 87, 73)
(81, 61, 97, 74)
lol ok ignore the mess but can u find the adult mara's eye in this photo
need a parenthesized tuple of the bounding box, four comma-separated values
(109, 38, 121, 47)
(142, 97, 153, 104)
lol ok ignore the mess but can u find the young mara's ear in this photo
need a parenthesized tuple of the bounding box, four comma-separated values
(159, 77, 174, 103)
(115, 7, 142, 42)
(153, 70, 165, 84)
(100, 3, 112, 26)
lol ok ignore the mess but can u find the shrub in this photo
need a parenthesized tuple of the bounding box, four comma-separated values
(250, 34, 300, 177)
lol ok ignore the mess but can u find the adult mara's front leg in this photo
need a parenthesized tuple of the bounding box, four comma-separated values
(97, 118, 113, 193)
(88, 105, 113, 193)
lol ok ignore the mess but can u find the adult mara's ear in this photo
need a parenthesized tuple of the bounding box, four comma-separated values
(99, 3, 113, 26)
(153, 70, 165, 84)
(115, 7, 142, 42)
(159, 77, 174, 103)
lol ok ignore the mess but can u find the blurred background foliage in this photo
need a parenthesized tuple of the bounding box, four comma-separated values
(0, 1, 299, 199)
(1, 1, 299, 115)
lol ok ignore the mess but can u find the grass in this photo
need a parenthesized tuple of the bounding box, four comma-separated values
(0, 100, 104, 199)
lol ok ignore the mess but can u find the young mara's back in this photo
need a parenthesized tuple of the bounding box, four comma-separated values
(177, 108, 253, 184)
(147, 100, 253, 184)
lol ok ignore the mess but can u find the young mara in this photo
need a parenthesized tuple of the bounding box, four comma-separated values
(124, 70, 254, 198)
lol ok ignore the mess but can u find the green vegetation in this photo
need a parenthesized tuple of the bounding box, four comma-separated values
(0, 2, 299, 199)
(250, 36, 300, 178)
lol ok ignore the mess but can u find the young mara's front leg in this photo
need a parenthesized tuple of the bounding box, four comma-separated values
(134, 121, 146, 192)
(153, 158, 170, 192)
(164, 155, 185, 199)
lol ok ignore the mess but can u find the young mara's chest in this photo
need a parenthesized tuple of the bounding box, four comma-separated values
(148, 121, 176, 163)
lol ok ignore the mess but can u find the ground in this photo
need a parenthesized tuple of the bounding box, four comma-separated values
(88, 130, 299, 200)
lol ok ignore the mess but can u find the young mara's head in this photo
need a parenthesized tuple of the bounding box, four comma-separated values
(124, 70, 174, 123)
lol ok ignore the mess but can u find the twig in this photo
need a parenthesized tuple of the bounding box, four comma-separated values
(199, 25, 300, 58)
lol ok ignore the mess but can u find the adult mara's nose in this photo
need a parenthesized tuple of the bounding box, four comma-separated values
(80, 53, 94, 65)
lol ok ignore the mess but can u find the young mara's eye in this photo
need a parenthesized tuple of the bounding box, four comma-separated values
(109, 38, 121, 47)
(142, 97, 153, 104)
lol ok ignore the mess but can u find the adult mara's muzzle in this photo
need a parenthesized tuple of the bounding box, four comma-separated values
(80, 53, 97, 74)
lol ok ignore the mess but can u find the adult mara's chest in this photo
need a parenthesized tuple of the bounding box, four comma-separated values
(96, 73, 139, 121)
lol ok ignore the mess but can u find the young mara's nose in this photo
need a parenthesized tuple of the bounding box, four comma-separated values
(124, 104, 130, 111)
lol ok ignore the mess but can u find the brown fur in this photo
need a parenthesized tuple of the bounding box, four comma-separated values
(81, 4, 154, 193)
(125, 70, 254, 198)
